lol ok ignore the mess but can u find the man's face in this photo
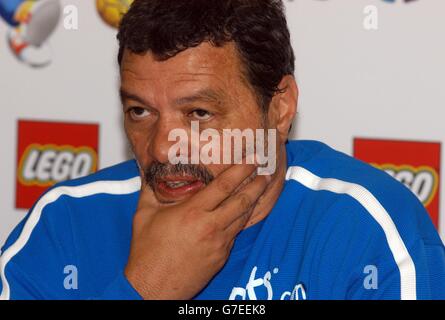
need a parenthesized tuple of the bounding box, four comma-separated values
(120, 42, 274, 205)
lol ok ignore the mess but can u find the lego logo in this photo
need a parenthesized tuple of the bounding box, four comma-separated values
(18, 144, 97, 186)
(375, 164, 439, 207)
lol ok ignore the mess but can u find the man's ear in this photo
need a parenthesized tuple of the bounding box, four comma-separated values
(268, 75, 298, 142)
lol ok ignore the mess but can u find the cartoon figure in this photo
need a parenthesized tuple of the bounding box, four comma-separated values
(0, 0, 61, 67)
(96, 0, 133, 28)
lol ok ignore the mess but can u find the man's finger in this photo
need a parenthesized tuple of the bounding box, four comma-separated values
(215, 173, 270, 230)
(191, 161, 259, 212)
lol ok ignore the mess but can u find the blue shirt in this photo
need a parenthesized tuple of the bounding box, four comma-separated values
(1, 140, 444, 300)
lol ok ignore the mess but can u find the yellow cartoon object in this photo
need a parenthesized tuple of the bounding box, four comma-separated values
(96, 0, 133, 28)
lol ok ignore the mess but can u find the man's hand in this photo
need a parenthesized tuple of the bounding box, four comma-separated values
(124, 161, 270, 300)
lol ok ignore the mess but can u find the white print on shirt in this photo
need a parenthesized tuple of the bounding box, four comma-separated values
(229, 266, 307, 300)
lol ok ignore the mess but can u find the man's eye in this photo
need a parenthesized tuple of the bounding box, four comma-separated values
(190, 109, 212, 121)
(129, 107, 150, 120)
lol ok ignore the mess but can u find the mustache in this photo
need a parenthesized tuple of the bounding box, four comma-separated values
(144, 161, 215, 190)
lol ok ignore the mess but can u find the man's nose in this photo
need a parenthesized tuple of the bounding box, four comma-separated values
(148, 118, 186, 164)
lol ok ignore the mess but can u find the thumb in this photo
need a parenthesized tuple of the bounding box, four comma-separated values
(132, 167, 160, 237)
(135, 167, 159, 215)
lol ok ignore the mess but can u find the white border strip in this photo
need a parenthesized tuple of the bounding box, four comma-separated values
(285, 166, 417, 300)
(0, 177, 141, 300)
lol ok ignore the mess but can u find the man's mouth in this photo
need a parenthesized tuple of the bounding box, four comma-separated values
(164, 181, 194, 188)
(155, 175, 205, 200)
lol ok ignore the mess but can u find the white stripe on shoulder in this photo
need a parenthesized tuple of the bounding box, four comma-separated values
(0, 176, 141, 300)
(285, 166, 416, 300)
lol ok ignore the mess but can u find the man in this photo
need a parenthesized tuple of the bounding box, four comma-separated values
(1, 0, 444, 300)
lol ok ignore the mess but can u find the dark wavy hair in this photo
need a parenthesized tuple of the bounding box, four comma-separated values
(117, 0, 295, 111)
